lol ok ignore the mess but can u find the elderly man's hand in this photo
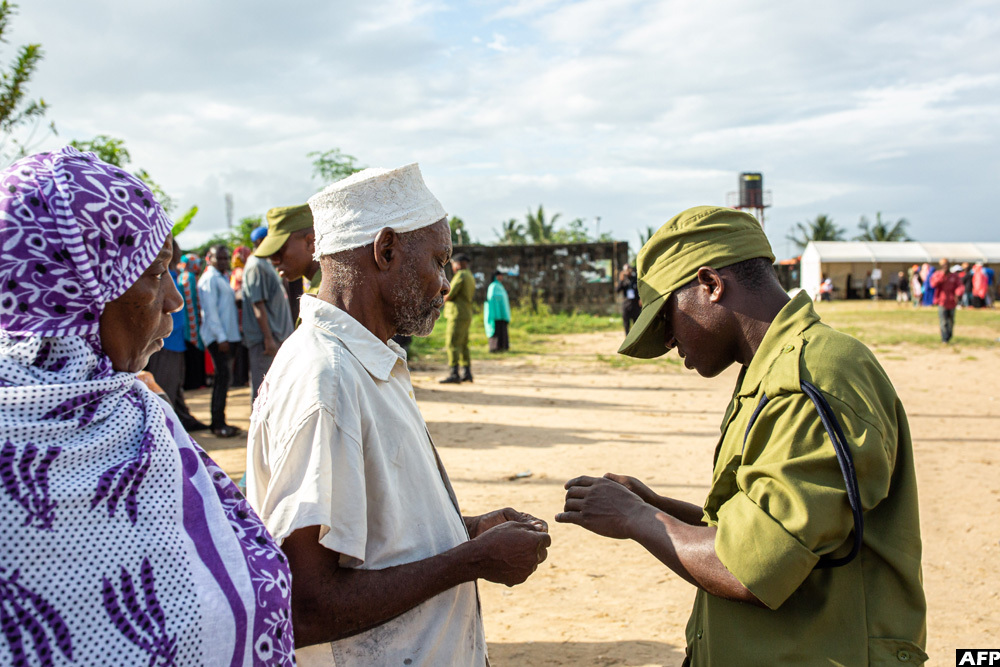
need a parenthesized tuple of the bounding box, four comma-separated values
(466, 507, 547, 538)
(469, 521, 551, 587)
(556, 475, 647, 540)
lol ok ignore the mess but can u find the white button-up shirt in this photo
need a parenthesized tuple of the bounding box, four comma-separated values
(246, 296, 487, 667)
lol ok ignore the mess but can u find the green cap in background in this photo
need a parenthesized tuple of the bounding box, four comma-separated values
(254, 204, 314, 257)
(618, 206, 775, 359)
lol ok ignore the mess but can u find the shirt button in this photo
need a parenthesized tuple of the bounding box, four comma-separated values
(696, 630, 703, 640)
(408, 391, 414, 399)
(782, 344, 795, 353)
(897, 650, 909, 662)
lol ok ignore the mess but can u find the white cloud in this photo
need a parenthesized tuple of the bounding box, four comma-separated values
(10, 0, 1000, 255)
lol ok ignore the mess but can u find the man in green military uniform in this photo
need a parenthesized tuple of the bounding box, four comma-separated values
(440, 253, 475, 384)
(255, 203, 323, 295)
(557, 206, 927, 665)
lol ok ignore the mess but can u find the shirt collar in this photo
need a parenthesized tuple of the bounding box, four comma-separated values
(736, 291, 820, 398)
(300, 295, 403, 382)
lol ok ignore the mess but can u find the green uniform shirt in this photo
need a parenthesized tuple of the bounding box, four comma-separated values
(687, 292, 927, 666)
(444, 268, 475, 321)
(305, 265, 323, 295)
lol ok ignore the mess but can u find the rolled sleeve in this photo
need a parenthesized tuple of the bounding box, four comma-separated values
(714, 391, 893, 609)
(256, 408, 368, 566)
(715, 491, 819, 609)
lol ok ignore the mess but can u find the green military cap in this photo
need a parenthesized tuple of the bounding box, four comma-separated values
(254, 204, 314, 257)
(618, 206, 775, 359)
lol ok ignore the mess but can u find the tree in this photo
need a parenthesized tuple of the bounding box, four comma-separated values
(0, 2, 54, 163)
(230, 215, 262, 248)
(551, 217, 591, 244)
(449, 216, 470, 245)
(309, 148, 363, 185)
(637, 226, 656, 247)
(854, 212, 911, 242)
(526, 205, 560, 244)
(69, 135, 194, 227)
(69, 134, 130, 166)
(786, 214, 846, 251)
(494, 218, 526, 245)
(170, 205, 198, 238)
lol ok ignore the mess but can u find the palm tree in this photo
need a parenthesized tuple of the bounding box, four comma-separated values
(449, 216, 470, 245)
(525, 205, 560, 244)
(494, 218, 526, 245)
(787, 214, 846, 251)
(854, 212, 911, 242)
(637, 226, 656, 248)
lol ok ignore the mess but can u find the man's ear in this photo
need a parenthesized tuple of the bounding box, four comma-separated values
(305, 231, 315, 255)
(695, 266, 725, 303)
(373, 227, 399, 272)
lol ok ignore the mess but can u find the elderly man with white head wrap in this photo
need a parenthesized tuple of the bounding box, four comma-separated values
(246, 164, 551, 666)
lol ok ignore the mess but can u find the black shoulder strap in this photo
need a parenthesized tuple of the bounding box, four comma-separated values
(741, 381, 864, 568)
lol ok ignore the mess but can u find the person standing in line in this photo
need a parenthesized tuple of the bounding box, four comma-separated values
(920, 263, 936, 307)
(971, 262, 989, 309)
(145, 238, 210, 432)
(929, 258, 962, 344)
(198, 244, 242, 437)
(254, 205, 321, 325)
(440, 253, 475, 384)
(617, 264, 641, 333)
(959, 262, 974, 308)
(243, 228, 294, 404)
(178, 253, 207, 389)
(230, 245, 253, 388)
(983, 264, 996, 306)
(909, 265, 923, 308)
(895, 270, 910, 303)
(256, 205, 322, 294)
(485, 270, 511, 353)
(246, 164, 550, 665)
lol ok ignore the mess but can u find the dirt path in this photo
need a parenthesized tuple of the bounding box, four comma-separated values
(193, 333, 1000, 665)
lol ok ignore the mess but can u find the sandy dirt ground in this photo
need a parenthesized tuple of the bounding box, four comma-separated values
(192, 333, 1000, 666)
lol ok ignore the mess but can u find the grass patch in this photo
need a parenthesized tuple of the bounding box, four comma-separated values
(814, 301, 1000, 348)
(408, 304, 623, 366)
(406, 300, 999, 370)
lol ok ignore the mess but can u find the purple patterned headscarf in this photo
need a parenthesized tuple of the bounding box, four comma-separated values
(0, 146, 173, 338)
(0, 148, 294, 666)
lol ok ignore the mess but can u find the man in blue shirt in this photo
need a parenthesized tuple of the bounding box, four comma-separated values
(145, 239, 209, 432)
(198, 244, 242, 437)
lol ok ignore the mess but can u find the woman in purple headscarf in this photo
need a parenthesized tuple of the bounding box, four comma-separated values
(0, 147, 294, 666)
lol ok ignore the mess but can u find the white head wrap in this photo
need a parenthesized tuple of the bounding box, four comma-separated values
(308, 163, 447, 258)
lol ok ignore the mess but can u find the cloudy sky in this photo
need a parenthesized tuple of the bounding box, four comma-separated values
(11, 0, 1000, 257)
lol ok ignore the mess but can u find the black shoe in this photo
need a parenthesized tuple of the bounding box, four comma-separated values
(461, 366, 473, 383)
(183, 420, 211, 433)
(439, 367, 461, 384)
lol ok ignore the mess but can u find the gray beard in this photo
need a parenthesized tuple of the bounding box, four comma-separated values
(391, 261, 442, 337)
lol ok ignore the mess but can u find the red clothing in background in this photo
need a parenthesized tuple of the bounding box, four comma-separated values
(930, 270, 962, 309)
(972, 268, 989, 300)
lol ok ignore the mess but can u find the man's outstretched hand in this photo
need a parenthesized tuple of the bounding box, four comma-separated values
(469, 521, 551, 587)
(466, 507, 548, 538)
(602, 472, 660, 506)
(556, 475, 648, 540)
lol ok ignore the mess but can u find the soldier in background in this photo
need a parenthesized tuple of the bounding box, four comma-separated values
(440, 253, 475, 384)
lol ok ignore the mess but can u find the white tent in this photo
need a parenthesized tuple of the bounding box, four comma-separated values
(800, 242, 1000, 299)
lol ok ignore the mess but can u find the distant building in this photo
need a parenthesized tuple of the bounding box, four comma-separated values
(800, 241, 1000, 299)
(451, 241, 630, 314)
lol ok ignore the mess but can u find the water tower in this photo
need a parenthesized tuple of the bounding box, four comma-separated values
(726, 172, 772, 227)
